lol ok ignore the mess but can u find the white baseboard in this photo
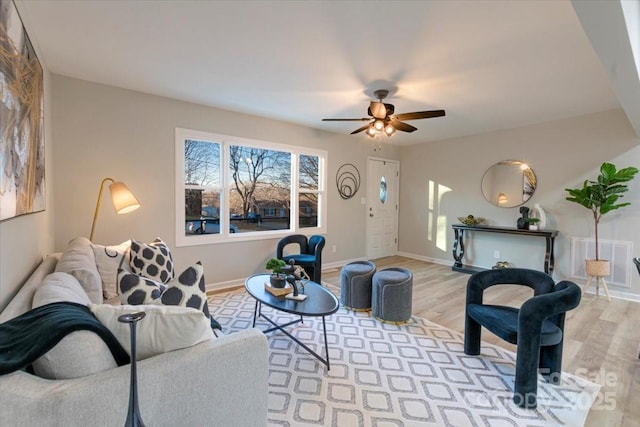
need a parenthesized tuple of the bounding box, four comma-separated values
(582, 286, 640, 302)
(396, 251, 451, 267)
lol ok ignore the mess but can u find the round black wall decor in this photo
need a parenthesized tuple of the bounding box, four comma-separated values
(336, 163, 361, 200)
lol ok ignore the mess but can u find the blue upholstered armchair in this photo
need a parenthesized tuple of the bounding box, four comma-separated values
(276, 235, 325, 284)
(463, 268, 581, 409)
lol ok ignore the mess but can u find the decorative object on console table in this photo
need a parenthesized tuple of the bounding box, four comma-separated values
(565, 162, 638, 301)
(529, 203, 547, 229)
(90, 178, 141, 241)
(457, 214, 486, 226)
(526, 217, 540, 231)
(451, 224, 558, 274)
(516, 206, 530, 230)
(118, 311, 146, 427)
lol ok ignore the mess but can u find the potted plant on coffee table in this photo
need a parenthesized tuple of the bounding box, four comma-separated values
(565, 162, 638, 283)
(266, 258, 287, 288)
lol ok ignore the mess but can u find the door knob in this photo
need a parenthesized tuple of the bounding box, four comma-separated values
(369, 213, 374, 217)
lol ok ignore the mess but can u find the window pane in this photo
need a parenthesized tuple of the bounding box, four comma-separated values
(184, 140, 221, 237)
(185, 189, 224, 236)
(299, 193, 318, 228)
(185, 140, 220, 187)
(299, 155, 319, 191)
(379, 176, 387, 203)
(229, 145, 291, 233)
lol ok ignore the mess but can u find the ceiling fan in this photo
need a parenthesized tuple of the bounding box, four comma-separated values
(322, 89, 445, 137)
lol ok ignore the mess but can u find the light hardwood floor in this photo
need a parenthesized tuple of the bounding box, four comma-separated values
(320, 256, 640, 427)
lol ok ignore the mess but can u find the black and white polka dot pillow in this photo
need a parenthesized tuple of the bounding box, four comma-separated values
(129, 238, 175, 283)
(118, 268, 167, 305)
(153, 262, 209, 318)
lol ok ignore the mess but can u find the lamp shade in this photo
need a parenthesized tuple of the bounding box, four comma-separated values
(109, 181, 141, 214)
(90, 177, 141, 241)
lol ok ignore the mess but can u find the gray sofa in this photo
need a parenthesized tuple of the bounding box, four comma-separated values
(0, 245, 269, 426)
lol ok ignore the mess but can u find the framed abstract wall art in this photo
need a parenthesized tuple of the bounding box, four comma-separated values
(0, 0, 45, 221)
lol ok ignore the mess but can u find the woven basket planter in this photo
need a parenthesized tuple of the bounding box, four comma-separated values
(585, 259, 610, 277)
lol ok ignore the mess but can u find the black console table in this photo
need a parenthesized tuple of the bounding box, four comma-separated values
(451, 224, 558, 274)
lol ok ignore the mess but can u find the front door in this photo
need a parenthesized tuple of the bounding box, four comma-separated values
(366, 158, 399, 259)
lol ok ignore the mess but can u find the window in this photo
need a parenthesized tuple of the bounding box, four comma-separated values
(176, 128, 327, 246)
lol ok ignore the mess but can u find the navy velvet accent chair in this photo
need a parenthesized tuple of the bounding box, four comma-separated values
(276, 235, 325, 284)
(463, 268, 581, 409)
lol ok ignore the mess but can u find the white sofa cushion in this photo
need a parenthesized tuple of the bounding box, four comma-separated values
(89, 303, 216, 360)
(91, 240, 131, 299)
(55, 237, 103, 304)
(32, 272, 91, 307)
(31, 272, 117, 379)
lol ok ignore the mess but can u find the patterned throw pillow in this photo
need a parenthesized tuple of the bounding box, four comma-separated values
(153, 262, 210, 318)
(118, 268, 166, 305)
(129, 238, 174, 283)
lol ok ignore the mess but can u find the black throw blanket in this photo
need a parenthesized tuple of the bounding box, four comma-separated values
(0, 301, 130, 375)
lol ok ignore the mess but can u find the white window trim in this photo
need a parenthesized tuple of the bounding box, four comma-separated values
(175, 127, 327, 247)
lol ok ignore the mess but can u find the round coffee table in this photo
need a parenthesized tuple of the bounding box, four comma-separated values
(245, 274, 339, 369)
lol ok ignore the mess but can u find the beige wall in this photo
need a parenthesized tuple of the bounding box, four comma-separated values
(3, 73, 638, 308)
(50, 75, 399, 287)
(398, 109, 640, 297)
(0, 69, 56, 311)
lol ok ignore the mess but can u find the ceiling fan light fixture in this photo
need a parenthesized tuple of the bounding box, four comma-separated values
(321, 88, 445, 138)
(366, 126, 377, 137)
(384, 124, 395, 136)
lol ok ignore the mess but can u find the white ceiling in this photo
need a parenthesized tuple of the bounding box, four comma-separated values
(15, 0, 639, 145)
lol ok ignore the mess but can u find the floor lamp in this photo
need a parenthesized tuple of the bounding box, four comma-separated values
(90, 177, 141, 241)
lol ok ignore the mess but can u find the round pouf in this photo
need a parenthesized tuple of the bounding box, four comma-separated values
(372, 267, 413, 323)
(340, 261, 376, 311)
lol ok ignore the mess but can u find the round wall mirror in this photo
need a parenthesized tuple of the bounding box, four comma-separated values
(481, 160, 536, 208)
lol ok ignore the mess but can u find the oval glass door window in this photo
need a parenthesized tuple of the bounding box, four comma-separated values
(379, 176, 387, 203)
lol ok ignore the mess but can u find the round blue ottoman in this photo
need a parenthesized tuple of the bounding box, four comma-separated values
(372, 267, 413, 323)
(340, 261, 376, 311)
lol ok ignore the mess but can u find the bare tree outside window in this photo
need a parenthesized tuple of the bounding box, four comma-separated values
(176, 128, 326, 246)
(184, 140, 222, 235)
(229, 145, 291, 232)
(299, 154, 319, 228)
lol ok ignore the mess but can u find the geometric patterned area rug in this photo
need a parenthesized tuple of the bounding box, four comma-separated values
(208, 290, 600, 427)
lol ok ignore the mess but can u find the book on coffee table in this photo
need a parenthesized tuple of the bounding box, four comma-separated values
(264, 282, 293, 296)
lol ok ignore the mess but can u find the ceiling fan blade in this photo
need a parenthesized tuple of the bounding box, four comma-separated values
(369, 101, 387, 119)
(390, 121, 418, 133)
(350, 124, 372, 134)
(392, 110, 446, 121)
(322, 118, 371, 122)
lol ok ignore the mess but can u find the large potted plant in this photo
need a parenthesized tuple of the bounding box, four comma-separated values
(565, 162, 638, 277)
